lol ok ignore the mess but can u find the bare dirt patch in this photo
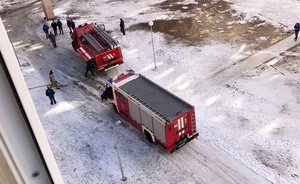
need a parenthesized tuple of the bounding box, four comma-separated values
(130, 0, 288, 51)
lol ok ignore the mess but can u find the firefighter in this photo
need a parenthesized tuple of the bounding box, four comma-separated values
(57, 19, 64, 34)
(85, 60, 95, 78)
(49, 32, 57, 47)
(51, 20, 58, 36)
(45, 86, 57, 105)
(49, 70, 63, 89)
(120, 18, 125, 35)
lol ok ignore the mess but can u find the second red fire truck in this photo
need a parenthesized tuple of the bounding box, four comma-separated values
(71, 23, 123, 71)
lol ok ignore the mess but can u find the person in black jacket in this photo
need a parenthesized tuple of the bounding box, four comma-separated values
(51, 20, 58, 36)
(49, 32, 57, 47)
(46, 86, 57, 105)
(57, 19, 64, 34)
(67, 19, 72, 33)
(70, 20, 75, 32)
(43, 23, 49, 39)
(85, 60, 95, 78)
(294, 23, 300, 41)
(101, 84, 113, 101)
(120, 18, 125, 35)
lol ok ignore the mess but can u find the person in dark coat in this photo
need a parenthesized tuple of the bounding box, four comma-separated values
(101, 85, 113, 101)
(57, 19, 64, 34)
(70, 20, 75, 32)
(294, 23, 300, 41)
(120, 18, 125, 35)
(49, 32, 57, 47)
(85, 60, 95, 78)
(46, 86, 57, 105)
(51, 20, 58, 36)
(67, 19, 72, 33)
(43, 23, 49, 39)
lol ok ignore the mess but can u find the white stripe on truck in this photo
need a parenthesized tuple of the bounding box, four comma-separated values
(178, 119, 181, 136)
(79, 47, 92, 60)
(181, 117, 185, 134)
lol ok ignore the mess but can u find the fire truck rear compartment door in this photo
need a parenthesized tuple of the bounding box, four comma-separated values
(128, 100, 141, 124)
(140, 109, 153, 132)
(153, 118, 166, 144)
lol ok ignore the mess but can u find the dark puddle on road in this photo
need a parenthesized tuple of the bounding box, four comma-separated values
(130, 0, 287, 50)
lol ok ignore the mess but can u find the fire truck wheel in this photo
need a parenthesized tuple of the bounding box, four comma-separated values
(144, 130, 154, 143)
(112, 104, 119, 114)
(71, 41, 77, 51)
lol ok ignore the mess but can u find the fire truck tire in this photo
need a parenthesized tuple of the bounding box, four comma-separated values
(71, 41, 77, 51)
(144, 130, 154, 143)
(112, 104, 119, 114)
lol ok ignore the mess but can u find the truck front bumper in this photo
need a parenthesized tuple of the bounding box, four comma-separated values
(170, 132, 199, 153)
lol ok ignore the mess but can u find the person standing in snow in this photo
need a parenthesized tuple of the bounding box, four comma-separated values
(85, 60, 95, 78)
(67, 19, 72, 33)
(51, 20, 58, 36)
(49, 70, 63, 89)
(43, 23, 49, 39)
(120, 18, 125, 35)
(294, 23, 300, 41)
(49, 31, 57, 47)
(57, 19, 64, 34)
(70, 20, 76, 32)
(46, 86, 57, 105)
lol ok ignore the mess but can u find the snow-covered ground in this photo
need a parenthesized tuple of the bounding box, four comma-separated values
(1, 0, 300, 183)
(227, 0, 300, 28)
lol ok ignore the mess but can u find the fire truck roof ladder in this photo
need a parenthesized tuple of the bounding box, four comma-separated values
(94, 25, 118, 49)
(130, 94, 170, 123)
(81, 31, 104, 52)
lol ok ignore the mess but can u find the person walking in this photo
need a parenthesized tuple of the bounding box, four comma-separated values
(43, 23, 49, 39)
(49, 32, 57, 47)
(120, 18, 125, 35)
(85, 60, 95, 78)
(67, 19, 72, 33)
(46, 86, 57, 105)
(51, 20, 58, 36)
(57, 19, 64, 34)
(294, 23, 300, 41)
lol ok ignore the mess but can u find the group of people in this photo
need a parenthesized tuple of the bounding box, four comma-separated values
(43, 17, 126, 48)
(42, 18, 76, 47)
(45, 63, 97, 105)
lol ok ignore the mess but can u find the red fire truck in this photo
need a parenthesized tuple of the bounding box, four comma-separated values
(71, 23, 123, 71)
(102, 71, 199, 152)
